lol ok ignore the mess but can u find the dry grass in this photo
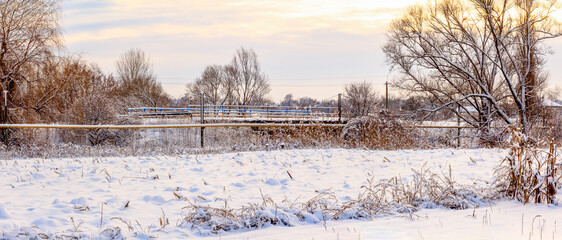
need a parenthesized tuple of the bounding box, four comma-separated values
(179, 165, 485, 235)
(335, 164, 485, 221)
(342, 116, 414, 150)
(0, 117, 491, 159)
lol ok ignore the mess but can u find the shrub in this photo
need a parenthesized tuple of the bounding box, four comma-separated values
(494, 128, 560, 204)
(342, 116, 414, 149)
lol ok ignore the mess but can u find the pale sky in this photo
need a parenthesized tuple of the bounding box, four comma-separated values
(61, 0, 562, 102)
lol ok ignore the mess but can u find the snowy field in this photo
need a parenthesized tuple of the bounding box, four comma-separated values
(1, 148, 561, 239)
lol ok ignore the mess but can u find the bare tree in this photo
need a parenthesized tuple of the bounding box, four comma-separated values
(297, 97, 320, 107)
(344, 81, 379, 117)
(62, 61, 121, 145)
(185, 47, 271, 106)
(228, 47, 270, 105)
(0, 0, 62, 123)
(115, 48, 170, 108)
(15, 55, 123, 145)
(32, 57, 118, 121)
(384, 0, 561, 137)
(280, 94, 295, 106)
(187, 65, 235, 105)
(26, 56, 109, 122)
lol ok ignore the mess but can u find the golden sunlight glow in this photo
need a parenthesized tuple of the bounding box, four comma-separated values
(554, 8, 562, 23)
(64, 0, 420, 44)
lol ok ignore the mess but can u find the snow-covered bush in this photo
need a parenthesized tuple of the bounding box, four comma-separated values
(180, 166, 484, 235)
(181, 198, 298, 235)
(494, 128, 560, 204)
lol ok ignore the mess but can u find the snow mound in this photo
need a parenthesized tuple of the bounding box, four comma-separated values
(0, 203, 10, 219)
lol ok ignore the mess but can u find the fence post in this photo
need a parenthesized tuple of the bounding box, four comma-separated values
(3, 90, 8, 146)
(385, 81, 389, 110)
(457, 105, 461, 148)
(200, 92, 204, 148)
(338, 93, 342, 123)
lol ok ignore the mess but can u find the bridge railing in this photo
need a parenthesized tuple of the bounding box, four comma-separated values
(127, 105, 340, 120)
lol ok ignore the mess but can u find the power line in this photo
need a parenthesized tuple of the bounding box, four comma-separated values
(160, 83, 345, 86)
(267, 75, 385, 81)
(157, 75, 385, 82)
(161, 82, 387, 87)
(272, 84, 344, 87)
(324, 94, 339, 100)
(158, 74, 389, 88)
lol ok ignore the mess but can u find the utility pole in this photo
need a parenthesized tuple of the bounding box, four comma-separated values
(385, 81, 389, 110)
(337, 93, 342, 123)
(200, 92, 204, 148)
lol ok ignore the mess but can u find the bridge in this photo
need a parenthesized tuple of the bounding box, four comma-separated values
(127, 105, 344, 123)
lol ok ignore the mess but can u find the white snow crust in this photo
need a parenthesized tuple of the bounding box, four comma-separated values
(1, 148, 561, 239)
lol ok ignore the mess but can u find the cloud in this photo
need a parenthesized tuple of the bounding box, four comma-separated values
(76, 0, 562, 101)
(63, 0, 115, 11)
(61, 1, 410, 100)
(63, 0, 406, 44)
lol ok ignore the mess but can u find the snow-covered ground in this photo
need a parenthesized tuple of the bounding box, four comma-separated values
(1, 148, 561, 239)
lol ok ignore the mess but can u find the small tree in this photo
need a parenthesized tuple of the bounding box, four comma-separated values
(186, 47, 271, 106)
(344, 81, 379, 117)
(115, 48, 170, 108)
(280, 94, 295, 106)
(228, 47, 270, 105)
(187, 65, 235, 105)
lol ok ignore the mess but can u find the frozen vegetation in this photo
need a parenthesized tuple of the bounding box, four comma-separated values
(1, 148, 561, 239)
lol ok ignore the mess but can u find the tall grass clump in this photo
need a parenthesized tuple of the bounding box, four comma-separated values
(354, 164, 484, 213)
(180, 195, 298, 235)
(495, 128, 560, 204)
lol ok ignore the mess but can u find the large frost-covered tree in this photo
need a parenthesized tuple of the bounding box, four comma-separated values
(384, 0, 561, 138)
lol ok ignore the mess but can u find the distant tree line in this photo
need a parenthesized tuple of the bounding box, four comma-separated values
(279, 94, 337, 108)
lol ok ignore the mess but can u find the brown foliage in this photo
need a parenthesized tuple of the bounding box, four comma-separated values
(342, 116, 414, 150)
(0, 0, 62, 124)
